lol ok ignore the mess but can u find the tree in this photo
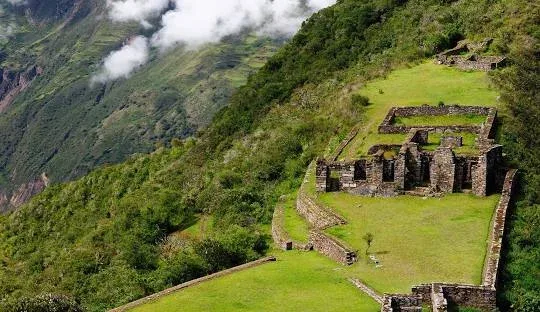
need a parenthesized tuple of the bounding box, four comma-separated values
(362, 232, 374, 255)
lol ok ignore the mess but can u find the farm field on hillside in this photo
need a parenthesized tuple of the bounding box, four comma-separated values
(340, 61, 499, 159)
(320, 192, 500, 294)
(130, 251, 380, 312)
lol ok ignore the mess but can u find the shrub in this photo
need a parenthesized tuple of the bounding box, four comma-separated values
(351, 94, 370, 109)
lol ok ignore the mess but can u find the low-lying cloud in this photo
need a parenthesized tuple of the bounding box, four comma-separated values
(91, 36, 149, 84)
(108, 0, 169, 24)
(93, 0, 336, 83)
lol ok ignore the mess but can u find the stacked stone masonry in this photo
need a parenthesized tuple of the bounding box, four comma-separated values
(483, 169, 517, 288)
(435, 39, 506, 72)
(271, 203, 312, 251)
(382, 284, 496, 312)
(318, 105, 503, 197)
(296, 186, 347, 229)
(309, 230, 357, 265)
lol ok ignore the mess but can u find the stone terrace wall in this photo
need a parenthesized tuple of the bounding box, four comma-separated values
(378, 106, 493, 134)
(109, 256, 277, 312)
(386, 283, 496, 312)
(271, 202, 312, 251)
(381, 294, 423, 312)
(477, 108, 497, 145)
(296, 186, 347, 229)
(310, 230, 357, 265)
(442, 284, 496, 311)
(483, 169, 517, 288)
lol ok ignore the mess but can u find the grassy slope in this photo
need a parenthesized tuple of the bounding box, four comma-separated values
(0, 4, 280, 190)
(339, 62, 499, 159)
(322, 192, 500, 293)
(130, 251, 380, 312)
(0, 0, 535, 310)
(133, 61, 502, 309)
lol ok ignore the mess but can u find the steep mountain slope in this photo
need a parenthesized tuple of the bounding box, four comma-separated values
(0, 0, 280, 212)
(0, 0, 538, 311)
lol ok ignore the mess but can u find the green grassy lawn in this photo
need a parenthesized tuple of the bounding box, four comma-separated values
(393, 114, 487, 126)
(282, 195, 310, 243)
(423, 132, 478, 155)
(130, 251, 380, 312)
(340, 62, 499, 159)
(317, 192, 500, 293)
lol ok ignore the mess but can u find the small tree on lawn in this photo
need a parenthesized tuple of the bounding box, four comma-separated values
(362, 232, 374, 255)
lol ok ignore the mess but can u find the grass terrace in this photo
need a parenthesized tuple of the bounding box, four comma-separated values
(282, 194, 310, 243)
(339, 62, 499, 159)
(423, 132, 478, 155)
(319, 191, 500, 293)
(130, 251, 380, 312)
(301, 163, 499, 293)
(392, 114, 487, 126)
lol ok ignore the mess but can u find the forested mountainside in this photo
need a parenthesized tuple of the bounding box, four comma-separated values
(0, 0, 280, 212)
(0, 0, 538, 311)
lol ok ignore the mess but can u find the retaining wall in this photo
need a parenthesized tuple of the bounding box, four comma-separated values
(483, 169, 517, 288)
(309, 230, 357, 265)
(271, 203, 312, 251)
(296, 187, 347, 229)
(378, 106, 493, 134)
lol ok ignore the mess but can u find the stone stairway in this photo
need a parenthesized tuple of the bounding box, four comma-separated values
(431, 283, 448, 312)
(349, 278, 383, 304)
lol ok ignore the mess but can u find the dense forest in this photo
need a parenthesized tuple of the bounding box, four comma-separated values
(0, 0, 538, 311)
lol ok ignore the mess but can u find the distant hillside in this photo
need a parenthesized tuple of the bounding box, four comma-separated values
(0, 0, 537, 311)
(0, 0, 280, 212)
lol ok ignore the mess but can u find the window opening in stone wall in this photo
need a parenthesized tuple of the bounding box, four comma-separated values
(354, 161, 367, 181)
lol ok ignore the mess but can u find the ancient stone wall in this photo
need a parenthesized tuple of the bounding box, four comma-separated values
(315, 159, 330, 192)
(477, 109, 498, 146)
(309, 230, 357, 265)
(472, 145, 503, 196)
(430, 148, 456, 193)
(296, 186, 346, 229)
(381, 294, 423, 312)
(483, 169, 517, 288)
(441, 284, 496, 311)
(387, 283, 496, 312)
(271, 203, 311, 251)
(378, 105, 491, 134)
(441, 135, 463, 148)
(438, 55, 506, 71)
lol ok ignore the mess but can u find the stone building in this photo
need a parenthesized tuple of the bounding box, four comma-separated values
(435, 39, 506, 71)
(316, 105, 505, 197)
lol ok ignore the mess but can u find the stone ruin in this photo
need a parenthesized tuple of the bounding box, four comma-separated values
(316, 105, 505, 197)
(435, 39, 506, 71)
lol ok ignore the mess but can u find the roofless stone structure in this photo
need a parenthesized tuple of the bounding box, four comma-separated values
(316, 105, 505, 197)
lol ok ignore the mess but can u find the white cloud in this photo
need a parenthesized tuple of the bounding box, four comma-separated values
(91, 36, 149, 83)
(95, 0, 336, 82)
(108, 0, 170, 23)
(151, 0, 337, 49)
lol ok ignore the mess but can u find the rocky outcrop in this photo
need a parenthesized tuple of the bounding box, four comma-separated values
(0, 173, 49, 213)
(0, 65, 43, 113)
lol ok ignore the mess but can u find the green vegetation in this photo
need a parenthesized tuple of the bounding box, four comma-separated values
(320, 191, 500, 293)
(339, 62, 498, 159)
(393, 114, 487, 126)
(494, 35, 540, 310)
(282, 195, 310, 243)
(0, 1, 280, 193)
(130, 251, 380, 312)
(423, 132, 478, 155)
(0, 0, 537, 311)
